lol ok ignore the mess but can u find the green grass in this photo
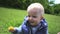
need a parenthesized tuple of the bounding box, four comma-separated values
(45, 14, 60, 34)
(0, 7, 60, 34)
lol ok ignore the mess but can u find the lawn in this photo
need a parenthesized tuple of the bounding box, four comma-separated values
(0, 7, 60, 34)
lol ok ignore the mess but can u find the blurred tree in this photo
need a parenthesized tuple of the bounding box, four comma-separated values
(0, 0, 60, 15)
(54, 4, 60, 15)
(48, 0, 55, 14)
(0, 0, 49, 10)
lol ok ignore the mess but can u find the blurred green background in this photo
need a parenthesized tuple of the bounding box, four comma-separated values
(0, 7, 60, 34)
(0, 0, 60, 34)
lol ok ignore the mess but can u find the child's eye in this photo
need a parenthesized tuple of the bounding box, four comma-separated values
(33, 16, 37, 18)
(27, 15, 30, 17)
(27, 15, 37, 18)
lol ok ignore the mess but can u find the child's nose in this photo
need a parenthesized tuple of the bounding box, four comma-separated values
(28, 17, 33, 20)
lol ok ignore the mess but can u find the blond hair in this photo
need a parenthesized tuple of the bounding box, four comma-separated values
(27, 3, 44, 16)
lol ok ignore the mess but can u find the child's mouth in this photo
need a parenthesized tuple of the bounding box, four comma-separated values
(29, 21, 35, 25)
(29, 21, 34, 23)
(28, 21, 35, 25)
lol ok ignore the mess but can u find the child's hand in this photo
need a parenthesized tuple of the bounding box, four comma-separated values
(8, 26, 15, 32)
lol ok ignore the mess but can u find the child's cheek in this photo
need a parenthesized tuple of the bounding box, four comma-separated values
(33, 19, 38, 23)
(34, 18, 40, 24)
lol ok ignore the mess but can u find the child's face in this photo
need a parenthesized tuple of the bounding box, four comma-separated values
(27, 8, 42, 26)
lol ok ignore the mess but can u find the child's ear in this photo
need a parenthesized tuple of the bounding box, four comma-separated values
(40, 16, 43, 20)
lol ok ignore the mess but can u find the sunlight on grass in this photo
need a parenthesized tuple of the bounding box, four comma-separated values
(0, 7, 60, 34)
